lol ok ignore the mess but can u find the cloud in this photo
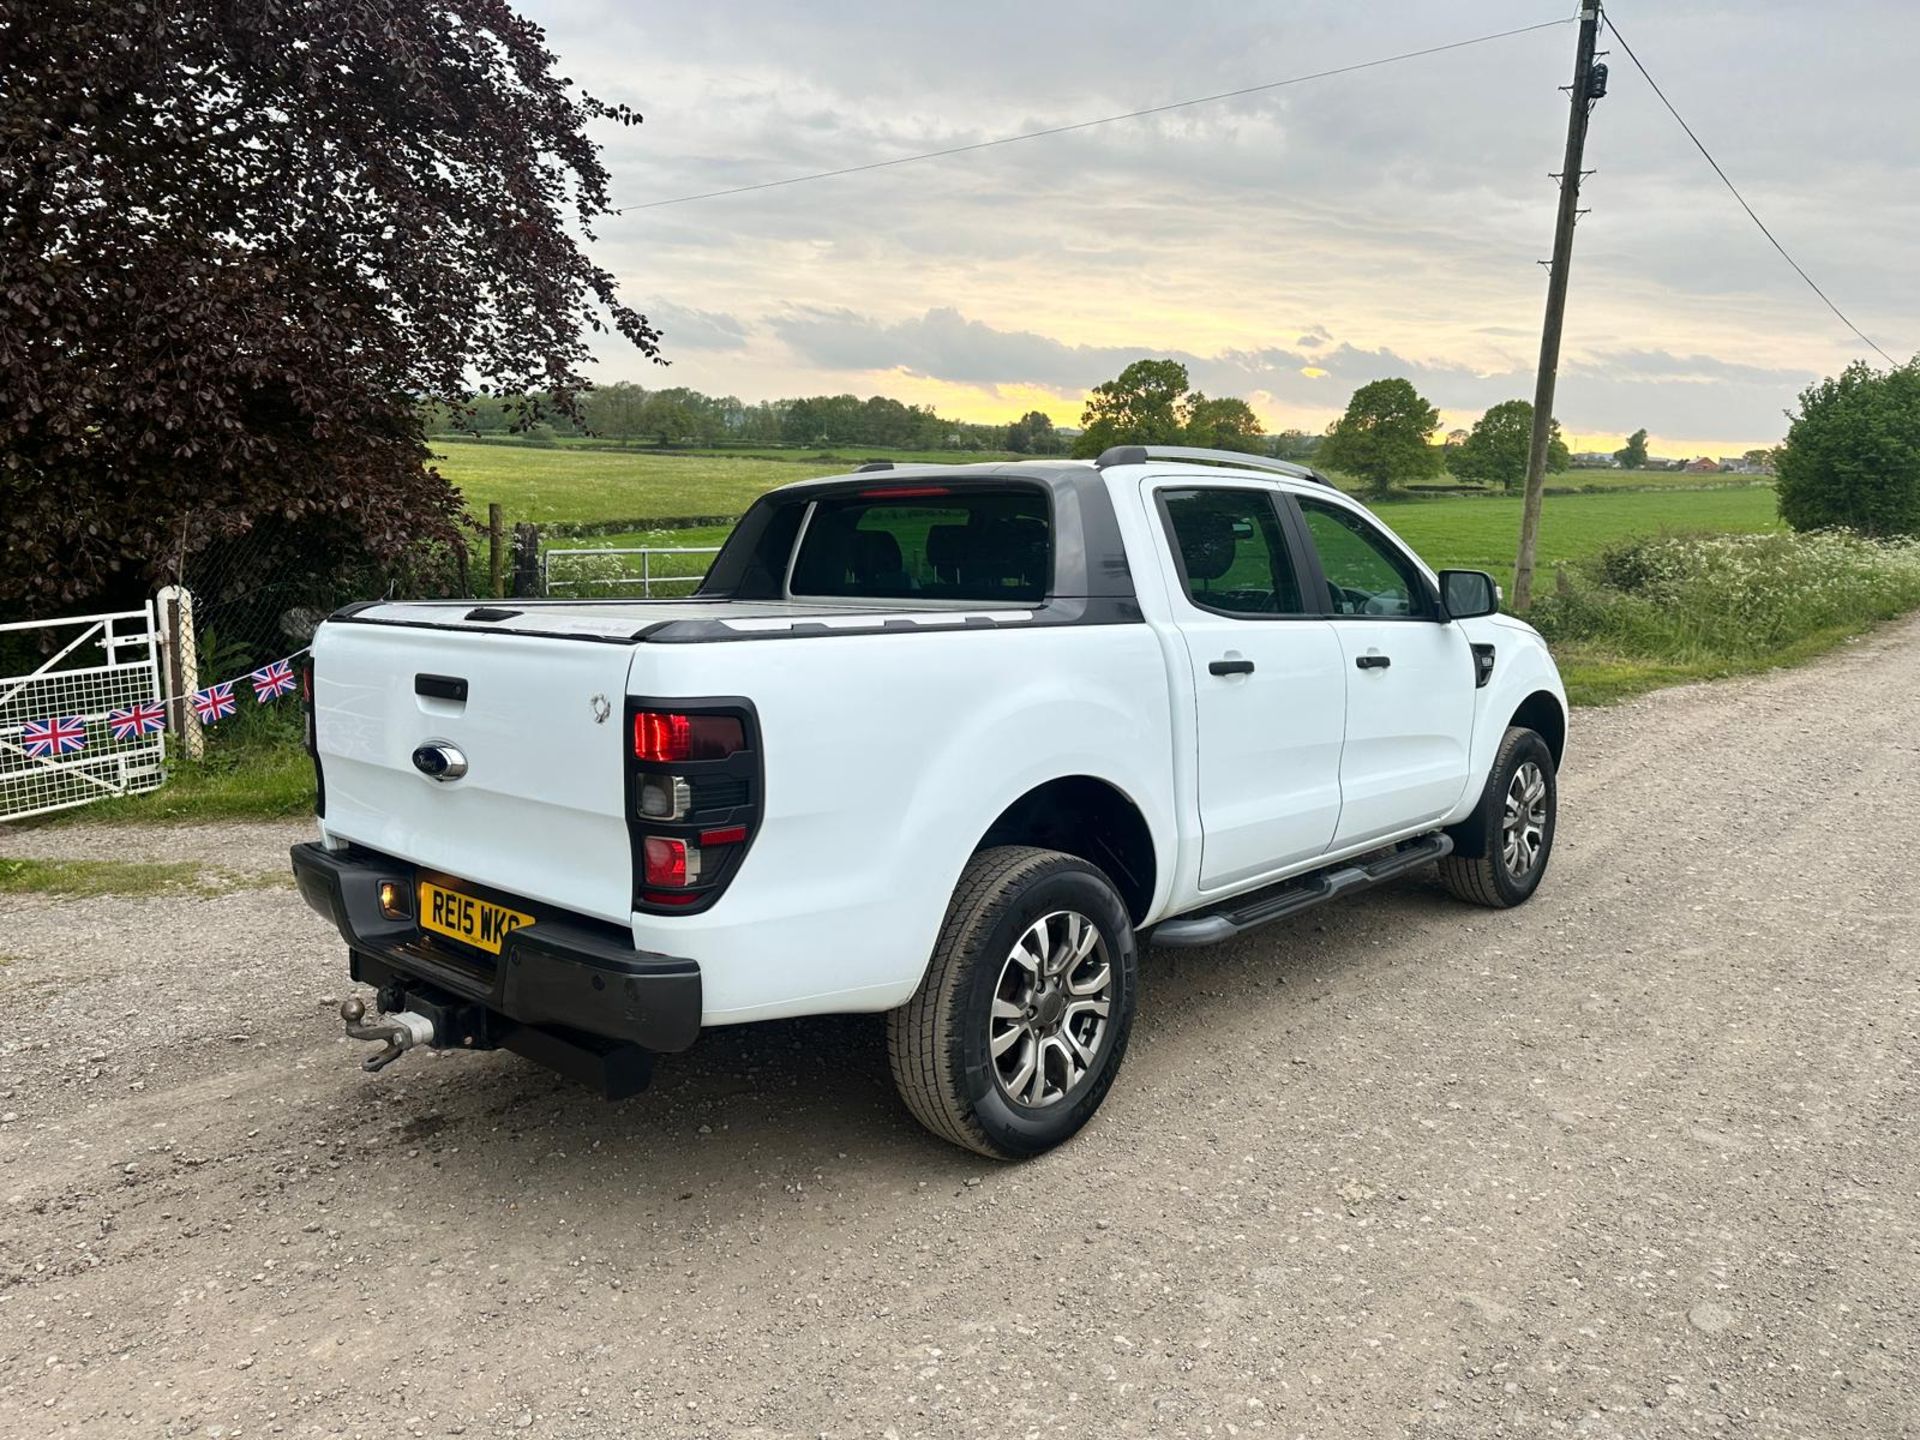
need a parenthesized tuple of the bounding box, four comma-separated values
(531, 0, 1916, 447)
(646, 301, 749, 351)
(759, 304, 1815, 441)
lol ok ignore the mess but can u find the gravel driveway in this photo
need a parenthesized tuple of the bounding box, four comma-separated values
(2, 618, 1916, 1438)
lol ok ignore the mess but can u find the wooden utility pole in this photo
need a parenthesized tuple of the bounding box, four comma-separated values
(1512, 1, 1605, 611)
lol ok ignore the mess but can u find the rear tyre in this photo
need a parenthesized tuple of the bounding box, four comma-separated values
(887, 846, 1138, 1160)
(1439, 726, 1557, 908)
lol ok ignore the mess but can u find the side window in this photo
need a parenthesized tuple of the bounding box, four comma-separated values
(1297, 499, 1430, 618)
(1160, 488, 1304, 616)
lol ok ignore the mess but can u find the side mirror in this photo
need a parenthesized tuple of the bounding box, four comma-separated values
(1438, 569, 1500, 620)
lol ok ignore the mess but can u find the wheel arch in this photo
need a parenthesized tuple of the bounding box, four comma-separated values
(977, 775, 1158, 925)
(1511, 688, 1567, 768)
(1446, 703, 1563, 861)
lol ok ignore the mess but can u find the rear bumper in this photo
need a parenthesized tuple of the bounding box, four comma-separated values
(290, 841, 702, 1053)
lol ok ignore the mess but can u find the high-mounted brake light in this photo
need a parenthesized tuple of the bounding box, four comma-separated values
(858, 485, 950, 499)
(633, 710, 745, 763)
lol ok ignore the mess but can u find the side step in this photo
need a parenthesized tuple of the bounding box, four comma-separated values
(1148, 832, 1454, 949)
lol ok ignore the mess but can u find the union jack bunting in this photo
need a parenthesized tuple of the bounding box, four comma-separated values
(192, 682, 237, 724)
(250, 659, 297, 702)
(21, 716, 88, 758)
(107, 702, 168, 741)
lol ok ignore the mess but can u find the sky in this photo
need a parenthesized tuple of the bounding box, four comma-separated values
(521, 0, 1919, 457)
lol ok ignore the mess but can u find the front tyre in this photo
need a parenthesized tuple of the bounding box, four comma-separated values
(887, 846, 1138, 1160)
(1439, 726, 1558, 908)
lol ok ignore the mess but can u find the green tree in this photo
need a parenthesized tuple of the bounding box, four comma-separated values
(584, 382, 649, 439)
(1318, 378, 1442, 497)
(1072, 359, 1191, 457)
(638, 395, 697, 446)
(1614, 428, 1650, 469)
(1741, 447, 1775, 471)
(1451, 399, 1570, 490)
(1181, 393, 1265, 452)
(1776, 360, 1920, 537)
(1269, 429, 1320, 463)
(1015, 410, 1060, 454)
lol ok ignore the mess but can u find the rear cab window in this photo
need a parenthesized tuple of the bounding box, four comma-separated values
(787, 487, 1051, 603)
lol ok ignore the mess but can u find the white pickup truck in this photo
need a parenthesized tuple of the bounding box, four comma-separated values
(292, 445, 1566, 1158)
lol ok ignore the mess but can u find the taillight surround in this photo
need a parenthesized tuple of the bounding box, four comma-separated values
(624, 697, 763, 916)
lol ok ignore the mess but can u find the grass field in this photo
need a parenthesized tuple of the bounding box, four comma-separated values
(433, 437, 1766, 533)
(549, 486, 1784, 581)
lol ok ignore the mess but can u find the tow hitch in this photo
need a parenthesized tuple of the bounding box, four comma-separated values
(339, 996, 436, 1072)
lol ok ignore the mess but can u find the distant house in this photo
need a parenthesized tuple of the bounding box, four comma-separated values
(1683, 457, 1722, 473)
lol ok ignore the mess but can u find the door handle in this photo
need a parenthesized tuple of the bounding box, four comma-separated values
(1209, 658, 1256, 676)
(1355, 654, 1391, 670)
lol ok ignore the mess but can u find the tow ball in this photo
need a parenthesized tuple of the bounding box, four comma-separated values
(339, 996, 436, 1073)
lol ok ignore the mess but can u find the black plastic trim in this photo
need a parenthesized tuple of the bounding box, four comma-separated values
(290, 842, 702, 1053)
(1150, 833, 1454, 948)
(414, 673, 469, 701)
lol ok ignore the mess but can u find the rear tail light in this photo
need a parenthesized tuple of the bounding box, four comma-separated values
(633, 710, 745, 763)
(626, 701, 760, 915)
(642, 836, 698, 888)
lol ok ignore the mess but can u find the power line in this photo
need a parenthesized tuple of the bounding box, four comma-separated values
(613, 18, 1572, 213)
(1604, 12, 1899, 367)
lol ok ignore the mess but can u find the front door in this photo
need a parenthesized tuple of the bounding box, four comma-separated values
(1293, 496, 1476, 848)
(1150, 482, 1347, 890)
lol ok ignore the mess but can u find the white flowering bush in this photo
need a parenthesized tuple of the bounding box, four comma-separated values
(1533, 529, 1920, 665)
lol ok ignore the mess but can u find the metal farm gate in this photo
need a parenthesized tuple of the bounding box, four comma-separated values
(0, 605, 168, 822)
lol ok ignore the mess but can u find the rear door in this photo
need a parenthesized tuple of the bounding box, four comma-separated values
(1148, 481, 1347, 889)
(313, 618, 640, 924)
(1289, 495, 1475, 847)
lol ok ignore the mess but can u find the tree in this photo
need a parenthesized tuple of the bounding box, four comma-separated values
(1775, 359, 1920, 537)
(0, 0, 659, 614)
(1181, 393, 1265, 452)
(1741, 448, 1775, 471)
(1614, 428, 1650, 469)
(585, 383, 650, 439)
(638, 395, 698, 446)
(1317, 379, 1442, 496)
(1072, 360, 1191, 457)
(1269, 429, 1320, 464)
(1451, 400, 1569, 491)
(1013, 410, 1059, 454)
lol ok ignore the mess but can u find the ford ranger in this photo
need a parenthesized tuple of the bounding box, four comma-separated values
(291, 445, 1566, 1158)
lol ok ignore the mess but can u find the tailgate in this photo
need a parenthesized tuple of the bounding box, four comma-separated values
(312, 619, 638, 924)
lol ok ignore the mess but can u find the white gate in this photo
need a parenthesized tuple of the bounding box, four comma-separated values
(0, 605, 167, 822)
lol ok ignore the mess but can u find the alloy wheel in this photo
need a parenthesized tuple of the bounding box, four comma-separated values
(989, 910, 1113, 1109)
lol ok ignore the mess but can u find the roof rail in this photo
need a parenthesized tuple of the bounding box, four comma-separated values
(1094, 444, 1335, 487)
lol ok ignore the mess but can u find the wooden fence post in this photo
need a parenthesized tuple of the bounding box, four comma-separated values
(489, 504, 505, 599)
(511, 523, 542, 597)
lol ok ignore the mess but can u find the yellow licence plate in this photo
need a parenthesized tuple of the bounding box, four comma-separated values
(417, 880, 534, 955)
